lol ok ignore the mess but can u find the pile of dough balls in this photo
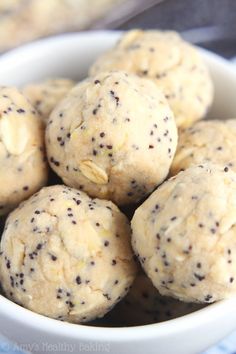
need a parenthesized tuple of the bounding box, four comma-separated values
(23, 78, 75, 124)
(90, 30, 214, 128)
(3, 29, 236, 327)
(171, 119, 236, 175)
(46, 70, 177, 206)
(0, 185, 137, 323)
(132, 164, 236, 303)
(0, 86, 48, 216)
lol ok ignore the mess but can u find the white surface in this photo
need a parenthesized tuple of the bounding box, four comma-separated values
(0, 31, 236, 354)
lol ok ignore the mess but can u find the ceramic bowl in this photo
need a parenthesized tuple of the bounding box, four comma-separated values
(0, 31, 236, 354)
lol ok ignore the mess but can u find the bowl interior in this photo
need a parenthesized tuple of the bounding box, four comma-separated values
(0, 31, 236, 330)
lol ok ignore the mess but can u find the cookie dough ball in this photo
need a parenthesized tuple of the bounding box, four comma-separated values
(131, 164, 236, 303)
(0, 86, 48, 216)
(23, 78, 75, 124)
(46, 71, 177, 206)
(171, 120, 236, 176)
(90, 30, 213, 128)
(0, 185, 137, 323)
(98, 271, 203, 326)
(0, 0, 124, 51)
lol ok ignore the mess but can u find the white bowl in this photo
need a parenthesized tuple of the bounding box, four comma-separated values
(0, 31, 236, 354)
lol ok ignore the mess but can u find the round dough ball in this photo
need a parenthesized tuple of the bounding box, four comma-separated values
(131, 164, 236, 303)
(90, 30, 214, 128)
(46, 71, 177, 206)
(171, 119, 236, 176)
(0, 185, 137, 323)
(96, 271, 203, 326)
(0, 86, 48, 216)
(0, 0, 122, 51)
(23, 78, 75, 124)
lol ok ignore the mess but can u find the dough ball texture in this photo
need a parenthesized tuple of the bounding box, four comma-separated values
(0, 86, 48, 216)
(98, 271, 202, 326)
(131, 164, 236, 303)
(171, 119, 236, 176)
(23, 78, 75, 124)
(46, 71, 177, 206)
(90, 30, 213, 128)
(0, 185, 137, 323)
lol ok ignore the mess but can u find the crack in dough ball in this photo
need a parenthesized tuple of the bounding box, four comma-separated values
(0, 185, 137, 323)
(131, 164, 236, 303)
(23, 78, 75, 124)
(0, 86, 48, 216)
(90, 30, 214, 128)
(95, 271, 203, 326)
(171, 119, 236, 176)
(46, 71, 177, 206)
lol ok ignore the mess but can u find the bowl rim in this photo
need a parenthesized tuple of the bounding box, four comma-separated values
(1, 292, 236, 342)
(1, 30, 236, 342)
(0, 29, 235, 72)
